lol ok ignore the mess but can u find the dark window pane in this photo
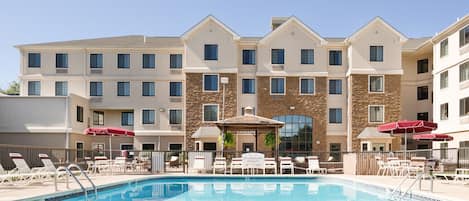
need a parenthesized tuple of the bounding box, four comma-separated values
(300, 79, 314, 94)
(28, 53, 41, 68)
(370, 46, 383, 62)
(118, 54, 130, 68)
(56, 53, 68, 68)
(271, 78, 285, 94)
(417, 59, 428, 74)
(204, 44, 218, 60)
(271, 49, 285, 64)
(169, 109, 182, 124)
(417, 86, 429, 100)
(76, 106, 83, 122)
(142, 110, 155, 124)
(55, 81, 68, 96)
(170, 82, 182, 96)
(121, 112, 134, 126)
(301, 49, 314, 64)
(142, 54, 155, 68)
(329, 79, 342, 94)
(242, 50, 256, 65)
(170, 54, 182, 68)
(117, 82, 130, 96)
(204, 75, 218, 91)
(28, 81, 40, 96)
(329, 50, 342, 65)
(90, 54, 103, 68)
(242, 79, 255, 94)
(142, 82, 155, 96)
(90, 82, 103, 96)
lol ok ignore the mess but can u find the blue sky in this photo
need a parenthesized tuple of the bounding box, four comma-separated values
(0, 0, 467, 89)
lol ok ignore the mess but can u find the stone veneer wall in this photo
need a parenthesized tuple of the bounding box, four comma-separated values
(256, 76, 328, 152)
(185, 73, 237, 151)
(350, 74, 401, 151)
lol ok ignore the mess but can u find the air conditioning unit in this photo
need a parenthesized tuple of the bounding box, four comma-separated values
(90, 69, 103, 74)
(56, 68, 68, 73)
(170, 97, 182, 103)
(272, 65, 284, 71)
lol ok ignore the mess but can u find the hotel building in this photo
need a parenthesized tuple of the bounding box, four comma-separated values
(3, 14, 461, 153)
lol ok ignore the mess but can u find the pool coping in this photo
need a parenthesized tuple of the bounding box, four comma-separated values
(20, 174, 463, 201)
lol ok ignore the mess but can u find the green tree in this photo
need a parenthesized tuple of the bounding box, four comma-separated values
(264, 131, 280, 150)
(218, 131, 235, 149)
(0, 81, 19, 95)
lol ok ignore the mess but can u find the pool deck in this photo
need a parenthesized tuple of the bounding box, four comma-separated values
(0, 174, 468, 201)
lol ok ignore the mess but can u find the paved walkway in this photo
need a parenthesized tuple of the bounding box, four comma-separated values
(0, 174, 467, 201)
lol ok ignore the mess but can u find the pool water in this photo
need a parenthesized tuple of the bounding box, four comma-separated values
(59, 177, 403, 201)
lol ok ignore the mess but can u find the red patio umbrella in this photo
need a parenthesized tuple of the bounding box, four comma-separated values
(413, 133, 453, 141)
(85, 127, 135, 159)
(377, 120, 438, 158)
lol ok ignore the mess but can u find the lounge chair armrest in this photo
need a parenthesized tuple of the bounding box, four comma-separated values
(31, 167, 47, 172)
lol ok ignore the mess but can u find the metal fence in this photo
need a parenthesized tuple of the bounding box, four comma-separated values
(1, 144, 468, 175)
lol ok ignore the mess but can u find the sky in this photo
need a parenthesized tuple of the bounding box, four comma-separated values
(0, 0, 468, 89)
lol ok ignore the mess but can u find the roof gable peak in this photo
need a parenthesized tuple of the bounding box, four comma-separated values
(181, 15, 240, 40)
(347, 16, 408, 43)
(260, 16, 326, 45)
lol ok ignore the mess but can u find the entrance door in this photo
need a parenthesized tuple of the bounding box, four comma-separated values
(329, 143, 341, 161)
(242, 143, 254, 152)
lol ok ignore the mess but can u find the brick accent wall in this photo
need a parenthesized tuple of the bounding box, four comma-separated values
(350, 74, 401, 151)
(185, 73, 237, 150)
(256, 76, 328, 152)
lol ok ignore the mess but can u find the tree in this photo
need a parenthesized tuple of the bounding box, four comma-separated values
(264, 131, 280, 150)
(218, 131, 235, 149)
(0, 81, 19, 95)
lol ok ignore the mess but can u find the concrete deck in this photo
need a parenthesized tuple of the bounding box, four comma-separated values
(0, 174, 467, 201)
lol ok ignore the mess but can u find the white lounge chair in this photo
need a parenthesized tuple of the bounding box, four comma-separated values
(111, 156, 129, 173)
(9, 153, 51, 184)
(264, 158, 277, 174)
(279, 157, 294, 175)
(306, 156, 327, 174)
(213, 157, 227, 174)
(0, 163, 18, 185)
(94, 156, 111, 174)
(38, 154, 70, 180)
(230, 158, 243, 174)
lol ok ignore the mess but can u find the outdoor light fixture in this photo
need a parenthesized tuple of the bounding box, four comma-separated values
(289, 106, 295, 110)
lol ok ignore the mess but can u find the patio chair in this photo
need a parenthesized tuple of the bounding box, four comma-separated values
(264, 158, 277, 174)
(38, 154, 70, 180)
(168, 156, 180, 168)
(230, 158, 243, 175)
(213, 157, 227, 174)
(454, 168, 469, 183)
(94, 156, 111, 174)
(0, 163, 18, 185)
(111, 156, 129, 173)
(9, 153, 52, 184)
(306, 156, 327, 174)
(279, 157, 294, 175)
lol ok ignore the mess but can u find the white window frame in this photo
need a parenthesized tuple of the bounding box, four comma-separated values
(168, 143, 183, 151)
(369, 45, 384, 62)
(169, 81, 183, 97)
(141, 108, 156, 125)
(270, 77, 286, 95)
(168, 108, 183, 125)
(361, 141, 370, 152)
(202, 104, 219, 123)
(368, 75, 385, 93)
(241, 77, 256, 95)
(368, 105, 385, 124)
(328, 78, 343, 95)
(299, 77, 315, 95)
(328, 49, 343, 66)
(141, 81, 156, 97)
(92, 142, 105, 154)
(119, 143, 133, 150)
(202, 73, 219, 92)
(89, 81, 103, 97)
(328, 108, 343, 125)
(117, 81, 131, 96)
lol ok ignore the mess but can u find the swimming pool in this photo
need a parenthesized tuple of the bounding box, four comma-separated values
(50, 176, 430, 201)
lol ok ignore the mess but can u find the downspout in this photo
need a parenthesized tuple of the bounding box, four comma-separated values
(65, 95, 70, 162)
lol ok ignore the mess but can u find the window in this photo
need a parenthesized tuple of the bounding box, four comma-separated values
(271, 49, 285, 64)
(417, 112, 429, 121)
(93, 111, 104, 125)
(142, 82, 155, 96)
(273, 115, 313, 152)
(460, 97, 469, 116)
(271, 77, 285, 95)
(121, 112, 134, 126)
(460, 141, 469, 160)
(170, 82, 182, 96)
(417, 59, 428, 74)
(460, 62, 469, 82)
(362, 143, 368, 152)
(170, 54, 182, 69)
(55, 81, 68, 96)
(440, 71, 448, 89)
(142, 144, 155, 151)
(28, 81, 40, 96)
(440, 142, 448, 159)
(117, 82, 130, 96)
(369, 105, 384, 123)
(76, 142, 84, 159)
(440, 103, 448, 120)
(417, 86, 428, 100)
(329, 108, 342, 124)
(460, 25, 469, 47)
(242, 50, 256, 65)
(369, 75, 384, 92)
(169, 109, 182, 124)
(92, 143, 105, 155)
(203, 104, 218, 122)
(203, 142, 217, 151)
(203, 74, 218, 91)
(241, 107, 256, 115)
(28, 53, 40, 68)
(121, 144, 133, 151)
(329, 143, 341, 162)
(301, 49, 314, 64)
(90, 81, 103, 96)
(142, 110, 155, 124)
(56, 53, 68, 68)
(329, 79, 342, 95)
(370, 46, 383, 62)
(76, 106, 83, 123)
(440, 39, 448, 57)
(118, 54, 130, 68)
(169, 144, 183, 151)
(204, 44, 218, 60)
(300, 78, 314, 94)
(242, 79, 255, 94)
(329, 50, 342, 65)
(90, 54, 103, 68)
(142, 54, 155, 69)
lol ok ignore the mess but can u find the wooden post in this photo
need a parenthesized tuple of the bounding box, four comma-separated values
(275, 126, 279, 160)
(255, 129, 258, 152)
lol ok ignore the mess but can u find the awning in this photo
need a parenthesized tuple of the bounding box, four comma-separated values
(413, 133, 453, 141)
(377, 120, 437, 133)
(85, 127, 135, 136)
(357, 127, 394, 139)
(191, 126, 220, 138)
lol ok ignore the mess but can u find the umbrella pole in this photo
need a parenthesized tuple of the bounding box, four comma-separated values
(110, 135, 112, 160)
(404, 130, 407, 160)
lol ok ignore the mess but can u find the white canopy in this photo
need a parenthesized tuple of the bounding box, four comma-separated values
(191, 126, 220, 138)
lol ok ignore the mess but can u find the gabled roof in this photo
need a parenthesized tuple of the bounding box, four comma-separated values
(346, 17, 408, 43)
(259, 16, 327, 45)
(402, 37, 431, 51)
(15, 35, 183, 49)
(181, 15, 240, 40)
(215, 113, 285, 128)
(357, 127, 394, 139)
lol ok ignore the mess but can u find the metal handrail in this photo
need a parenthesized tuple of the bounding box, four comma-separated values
(54, 164, 97, 199)
(68, 164, 97, 196)
(389, 172, 424, 200)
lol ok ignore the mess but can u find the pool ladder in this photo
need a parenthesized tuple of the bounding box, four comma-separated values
(55, 164, 97, 200)
(389, 172, 424, 200)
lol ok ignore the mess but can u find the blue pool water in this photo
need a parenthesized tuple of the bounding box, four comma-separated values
(57, 177, 411, 201)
